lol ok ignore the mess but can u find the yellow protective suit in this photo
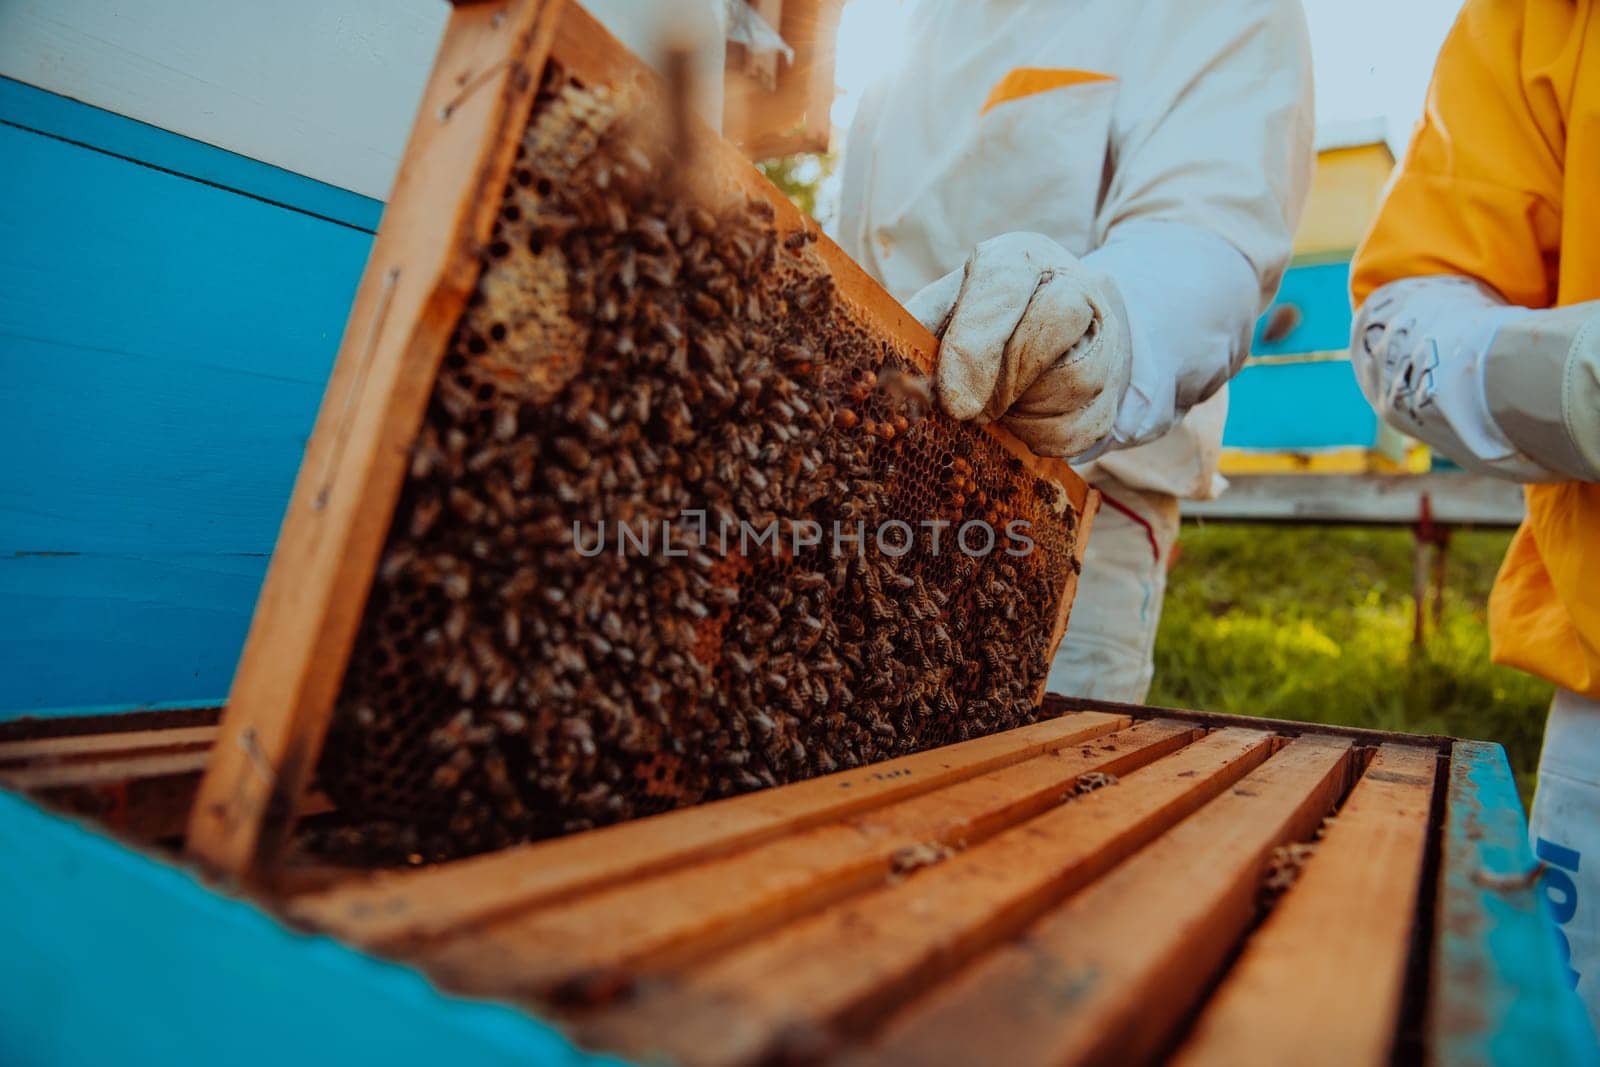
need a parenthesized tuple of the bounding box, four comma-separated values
(1351, 0, 1600, 698)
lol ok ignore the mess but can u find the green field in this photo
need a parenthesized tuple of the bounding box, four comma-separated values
(1150, 524, 1551, 801)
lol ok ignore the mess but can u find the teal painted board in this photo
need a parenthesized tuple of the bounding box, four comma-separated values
(1227, 260, 1378, 451)
(1222, 359, 1379, 451)
(0, 88, 378, 715)
(0, 554, 264, 718)
(1251, 260, 1352, 357)
(0, 76, 383, 232)
(0, 790, 619, 1067)
(1430, 741, 1599, 1065)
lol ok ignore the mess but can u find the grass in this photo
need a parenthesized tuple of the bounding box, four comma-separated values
(1150, 523, 1552, 801)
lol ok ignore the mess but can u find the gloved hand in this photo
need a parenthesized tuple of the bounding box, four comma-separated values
(906, 232, 1133, 459)
(1353, 279, 1600, 483)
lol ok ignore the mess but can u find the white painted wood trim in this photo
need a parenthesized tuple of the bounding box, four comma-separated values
(0, 0, 446, 201)
(0, 1, 731, 201)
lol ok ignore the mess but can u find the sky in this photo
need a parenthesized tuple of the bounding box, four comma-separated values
(830, 0, 1466, 153)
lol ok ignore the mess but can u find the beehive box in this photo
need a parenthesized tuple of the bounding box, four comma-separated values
(2, 699, 1591, 1064)
(184, 0, 1094, 881)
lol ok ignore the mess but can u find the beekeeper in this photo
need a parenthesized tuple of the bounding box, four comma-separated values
(1348, 0, 1600, 1023)
(833, 1, 1314, 702)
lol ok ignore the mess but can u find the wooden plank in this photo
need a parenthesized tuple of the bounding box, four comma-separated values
(0, 704, 220, 742)
(1182, 472, 1525, 527)
(1045, 489, 1100, 702)
(413, 719, 1196, 996)
(1050, 694, 1455, 753)
(3, 751, 211, 791)
(185, 0, 564, 881)
(27, 778, 334, 844)
(1427, 741, 1598, 1066)
(1171, 744, 1439, 1067)
(576, 727, 1274, 1067)
(727, 0, 786, 90)
(723, 0, 845, 159)
(33, 771, 206, 842)
(863, 737, 1354, 1067)
(290, 710, 1130, 946)
(0, 726, 218, 766)
(0, 2, 442, 204)
(0, 718, 326, 841)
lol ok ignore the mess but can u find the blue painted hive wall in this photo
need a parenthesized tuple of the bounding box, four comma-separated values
(0, 78, 379, 716)
(1222, 260, 1379, 453)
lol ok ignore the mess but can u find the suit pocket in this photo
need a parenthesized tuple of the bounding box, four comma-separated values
(874, 73, 1120, 285)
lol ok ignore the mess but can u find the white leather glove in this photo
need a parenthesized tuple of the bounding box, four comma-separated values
(906, 232, 1134, 459)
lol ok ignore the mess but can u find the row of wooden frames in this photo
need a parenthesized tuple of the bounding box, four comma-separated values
(2, 700, 1539, 1066)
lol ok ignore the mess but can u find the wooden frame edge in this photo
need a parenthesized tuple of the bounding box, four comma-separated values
(187, 0, 566, 881)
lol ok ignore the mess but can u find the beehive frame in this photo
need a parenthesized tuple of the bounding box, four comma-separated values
(5, 698, 1594, 1064)
(257, 699, 1590, 1066)
(188, 0, 1094, 881)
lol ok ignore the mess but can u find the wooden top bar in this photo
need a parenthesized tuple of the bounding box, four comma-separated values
(5, 705, 1588, 1062)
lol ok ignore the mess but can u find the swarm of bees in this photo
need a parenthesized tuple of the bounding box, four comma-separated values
(308, 64, 1082, 863)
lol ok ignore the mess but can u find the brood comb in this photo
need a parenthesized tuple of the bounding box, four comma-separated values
(189, 0, 1095, 878)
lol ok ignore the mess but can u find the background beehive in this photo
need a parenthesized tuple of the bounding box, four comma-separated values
(188, 0, 1092, 878)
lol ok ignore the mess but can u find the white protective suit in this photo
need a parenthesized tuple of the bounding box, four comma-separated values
(835, 0, 1315, 701)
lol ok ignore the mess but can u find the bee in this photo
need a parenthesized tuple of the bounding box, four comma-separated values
(635, 216, 671, 251)
(859, 563, 883, 598)
(451, 659, 480, 701)
(409, 494, 443, 538)
(865, 594, 896, 623)
(379, 546, 417, 582)
(690, 292, 722, 320)
(411, 426, 447, 479)
(792, 571, 828, 591)
(604, 197, 627, 233)
(688, 205, 718, 234)
(449, 487, 488, 525)
(440, 567, 471, 601)
(553, 642, 586, 674)
(639, 253, 676, 287)
(554, 436, 592, 470)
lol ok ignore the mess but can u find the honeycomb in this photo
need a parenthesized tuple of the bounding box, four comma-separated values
(309, 63, 1082, 862)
